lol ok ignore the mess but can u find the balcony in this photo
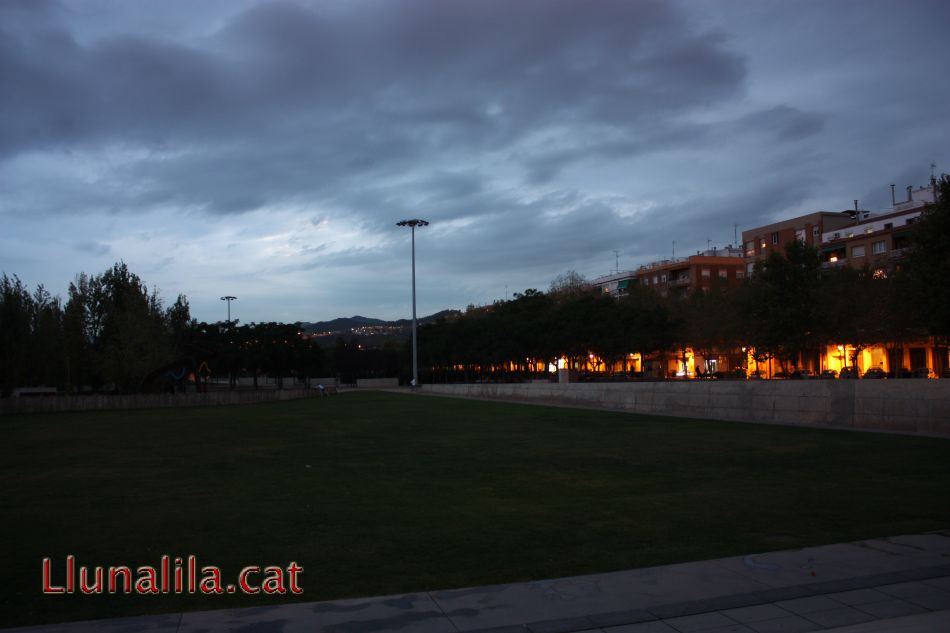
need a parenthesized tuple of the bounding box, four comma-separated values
(821, 259, 847, 269)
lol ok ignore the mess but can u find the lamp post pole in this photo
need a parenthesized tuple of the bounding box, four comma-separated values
(397, 219, 428, 388)
(220, 296, 237, 324)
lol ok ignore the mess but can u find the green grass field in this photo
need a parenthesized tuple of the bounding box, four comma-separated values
(2, 391, 949, 627)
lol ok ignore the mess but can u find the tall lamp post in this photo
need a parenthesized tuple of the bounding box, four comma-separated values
(397, 219, 428, 388)
(220, 296, 237, 324)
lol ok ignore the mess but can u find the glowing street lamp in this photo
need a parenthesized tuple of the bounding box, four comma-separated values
(396, 219, 429, 387)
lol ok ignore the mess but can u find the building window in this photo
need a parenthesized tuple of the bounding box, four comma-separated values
(718, 269, 728, 278)
(653, 275, 658, 284)
(812, 226, 820, 237)
(660, 273, 667, 282)
(852, 245, 866, 258)
(873, 269, 887, 279)
(884, 223, 893, 229)
(872, 240, 886, 255)
(746, 262, 754, 275)
(795, 229, 806, 243)
(701, 268, 711, 278)
(736, 270, 745, 279)
(744, 241, 754, 257)
(771, 232, 779, 245)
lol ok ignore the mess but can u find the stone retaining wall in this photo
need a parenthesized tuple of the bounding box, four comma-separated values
(356, 377, 400, 388)
(422, 381, 950, 435)
(0, 388, 317, 415)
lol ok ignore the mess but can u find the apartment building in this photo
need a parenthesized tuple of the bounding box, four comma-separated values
(741, 211, 856, 275)
(819, 182, 935, 274)
(635, 246, 745, 297)
(589, 270, 638, 298)
(741, 179, 944, 378)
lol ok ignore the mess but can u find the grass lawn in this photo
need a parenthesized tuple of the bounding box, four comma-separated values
(2, 391, 949, 627)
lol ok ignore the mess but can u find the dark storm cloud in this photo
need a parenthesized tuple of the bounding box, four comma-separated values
(0, 0, 746, 211)
(3, 0, 948, 321)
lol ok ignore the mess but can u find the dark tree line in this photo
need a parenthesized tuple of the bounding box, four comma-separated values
(420, 177, 950, 381)
(0, 262, 409, 395)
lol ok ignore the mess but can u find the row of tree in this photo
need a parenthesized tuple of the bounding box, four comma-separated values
(419, 177, 950, 381)
(0, 262, 408, 395)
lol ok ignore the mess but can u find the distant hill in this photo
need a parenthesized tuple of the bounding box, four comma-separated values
(301, 315, 389, 333)
(301, 310, 461, 347)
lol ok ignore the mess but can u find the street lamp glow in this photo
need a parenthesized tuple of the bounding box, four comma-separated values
(397, 219, 429, 388)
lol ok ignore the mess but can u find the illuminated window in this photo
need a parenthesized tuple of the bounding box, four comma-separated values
(829, 255, 838, 263)
(852, 245, 866, 258)
(872, 240, 886, 254)
(761, 241, 767, 249)
(873, 269, 887, 279)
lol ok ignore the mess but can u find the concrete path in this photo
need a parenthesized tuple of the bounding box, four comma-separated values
(7, 531, 950, 633)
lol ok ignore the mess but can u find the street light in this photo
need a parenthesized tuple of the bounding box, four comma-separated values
(220, 296, 237, 324)
(397, 219, 429, 388)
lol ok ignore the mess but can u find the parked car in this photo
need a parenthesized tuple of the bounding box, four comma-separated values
(791, 369, 814, 379)
(943, 367, 950, 379)
(912, 367, 932, 378)
(819, 369, 838, 379)
(863, 367, 886, 379)
(839, 367, 858, 379)
(772, 371, 789, 379)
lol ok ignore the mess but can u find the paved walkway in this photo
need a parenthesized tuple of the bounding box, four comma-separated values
(8, 531, 950, 633)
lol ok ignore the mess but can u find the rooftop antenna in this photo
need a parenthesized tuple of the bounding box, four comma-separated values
(932, 163, 937, 180)
(706, 237, 711, 251)
(613, 250, 620, 274)
(672, 240, 676, 259)
(734, 223, 738, 248)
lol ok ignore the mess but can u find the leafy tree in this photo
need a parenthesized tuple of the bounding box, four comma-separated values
(680, 287, 743, 374)
(549, 270, 588, 295)
(0, 275, 34, 395)
(906, 175, 950, 342)
(744, 241, 822, 372)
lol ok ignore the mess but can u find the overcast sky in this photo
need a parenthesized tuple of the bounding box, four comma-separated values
(2, 0, 948, 323)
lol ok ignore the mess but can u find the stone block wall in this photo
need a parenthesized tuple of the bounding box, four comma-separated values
(421, 381, 950, 436)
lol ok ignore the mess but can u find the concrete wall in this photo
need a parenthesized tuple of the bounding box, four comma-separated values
(356, 377, 400, 388)
(421, 381, 950, 436)
(0, 389, 317, 415)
